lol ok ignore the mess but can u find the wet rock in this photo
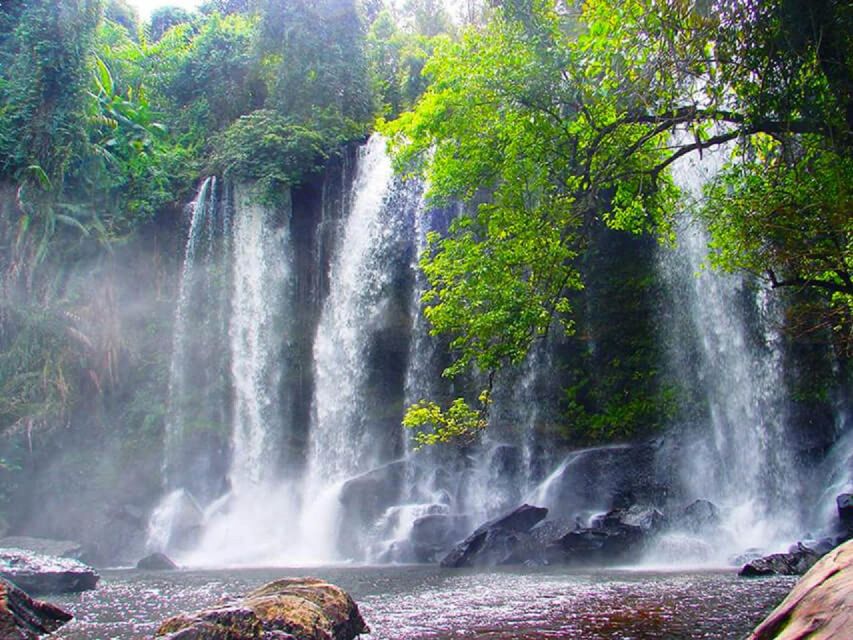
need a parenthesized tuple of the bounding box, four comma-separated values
(739, 543, 821, 577)
(837, 493, 853, 524)
(748, 539, 853, 639)
(0, 537, 87, 561)
(529, 518, 577, 546)
(730, 547, 766, 567)
(0, 549, 99, 595)
(595, 505, 668, 533)
(555, 521, 647, 564)
(0, 577, 73, 639)
(673, 499, 721, 534)
(137, 552, 178, 571)
(410, 514, 468, 563)
(440, 505, 549, 568)
(339, 461, 407, 531)
(539, 442, 667, 519)
(155, 577, 369, 640)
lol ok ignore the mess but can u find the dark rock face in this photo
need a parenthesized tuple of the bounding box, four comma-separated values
(155, 577, 369, 640)
(555, 521, 646, 564)
(137, 553, 178, 571)
(440, 505, 548, 568)
(672, 499, 721, 534)
(595, 505, 668, 533)
(0, 577, 73, 639)
(0, 549, 99, 595)
(739, 543, 821, 577)
(540, 442, 667, 520)
(409, 514, 469, 563)
(837, 493, 853, 524)
(339, 461, 407, 530)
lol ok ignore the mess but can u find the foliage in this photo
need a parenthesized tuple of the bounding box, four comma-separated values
(258, 0, 374, 143)
(387, 0, 852, 440)
(212, 109, 329, 196)
(149, 6, 193, 42)
(403, 391, 490, 447)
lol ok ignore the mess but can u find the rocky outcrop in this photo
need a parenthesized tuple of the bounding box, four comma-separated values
(672, 500, 721, 534)
(837, 493, 853, 525)
(739, 543, 821, 577)
(748, 539, 853, 640)
(409, 514, 469, 563)
(440, 505, 548, 568)
(0, 537, 88, 562)
(137, 552, 178, 571)
(155, 577, 369, 640)
(0, 577, 72, 639)
(0, 549, 99, 594)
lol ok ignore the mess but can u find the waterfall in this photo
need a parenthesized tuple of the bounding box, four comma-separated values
(227, 184, 291, 491)
(304, 134, 423, 560)
(657, 142, 802, 558)
(160, 177, 230, 504)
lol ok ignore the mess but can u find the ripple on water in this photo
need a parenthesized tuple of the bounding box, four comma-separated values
(50, 566, 795, 640)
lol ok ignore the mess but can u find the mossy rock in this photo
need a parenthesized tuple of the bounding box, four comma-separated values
(156, 577, 369, 640)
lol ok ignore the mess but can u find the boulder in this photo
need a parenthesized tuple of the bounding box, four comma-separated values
(0, 549, 99, 595)
(555, 521, 647, 564)
(0, 537, 87, 561)
(409, 514, 469, 563)
(739, 543, 821, 577)
(0, 577, 73, 639)
(837, 493, 853, 524)
(137, 552, 178, 571)
(595, 505, 668, 533)
(748, 539, 853, 639)
(672, 499, 721, 534)
(535, 442, 667, 519)
(155, 577, 369, 640)
(440, 505, 548, 568)
(339, 461, 407, 532)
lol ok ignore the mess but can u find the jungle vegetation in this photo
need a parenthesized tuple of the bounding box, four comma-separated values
(0, 0, 849, 454)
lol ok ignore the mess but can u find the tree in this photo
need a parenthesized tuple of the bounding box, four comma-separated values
(149, 5, 193, 42)
(385, 0, 852, 440)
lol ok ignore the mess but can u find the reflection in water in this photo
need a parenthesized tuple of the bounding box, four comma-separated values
(52, 566, 793, 639)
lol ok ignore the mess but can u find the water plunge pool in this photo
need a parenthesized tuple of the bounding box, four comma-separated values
(51, 565, 794, 639)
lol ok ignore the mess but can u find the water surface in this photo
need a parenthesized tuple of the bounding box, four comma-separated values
(51, 565, 793, 639)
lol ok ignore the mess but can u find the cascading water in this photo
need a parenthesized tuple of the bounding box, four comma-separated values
(149, 178, 230, 551)
(304, 135, 423, 560)
(654, 142, 802, 560)
(183, 184, 294, 566)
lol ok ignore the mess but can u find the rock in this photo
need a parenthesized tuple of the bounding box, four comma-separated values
(837, 493, 853, 524)
(595, 505, 668, 533)
(338, 461, 407, 554)
(478, 504, 549, 534)
(0, 577, 73, 639)
(555, 521, 647, 564)
(148, 490, 205, 553)
(673, 499, 721, 534)
(739, 543, 821, 577)
(440, 505, 548, 568)
(529, 518, 577, 546)
(137, 552, 178, 571)
(0, 537, 87, 562)
(155, 577, 369, 640)
(0, 549, 99, 595)
(748, 539, 853, 640)
(537, 442, 667, 519)
(409, 514, 468, 563)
